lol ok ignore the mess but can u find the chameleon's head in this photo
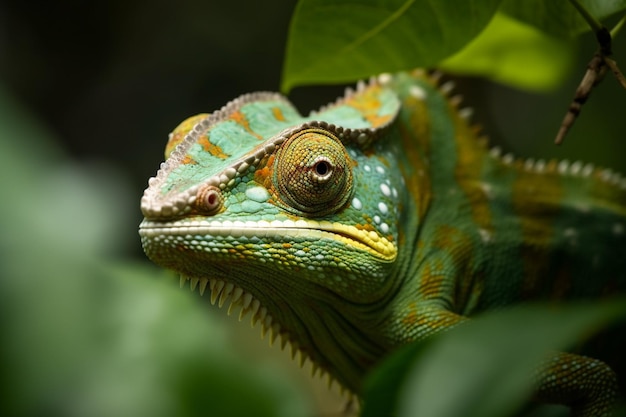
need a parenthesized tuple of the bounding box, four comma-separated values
(139, 80, 408, 390)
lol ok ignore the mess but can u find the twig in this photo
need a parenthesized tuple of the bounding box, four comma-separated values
(555, 1, 626, 145)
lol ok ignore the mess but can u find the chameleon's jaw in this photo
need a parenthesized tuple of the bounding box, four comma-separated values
(170, 272, 356, 398)
(159, 265, 344, 392)
(138, 217, 394, 393)
(139, 218, 397, 261)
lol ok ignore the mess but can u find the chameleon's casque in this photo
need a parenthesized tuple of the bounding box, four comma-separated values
(140, 70, 626, 415)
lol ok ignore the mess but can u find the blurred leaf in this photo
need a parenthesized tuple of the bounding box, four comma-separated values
(281, 0, 503, 91)
(360, 339, 432, 417)
(441, 13, 575, 91)
(362, 302, 626, 417)
(0, 86, 310, 417)
(501, 0, 626, 38)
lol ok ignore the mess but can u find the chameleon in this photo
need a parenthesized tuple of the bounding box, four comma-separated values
(139, 70, 626, 416)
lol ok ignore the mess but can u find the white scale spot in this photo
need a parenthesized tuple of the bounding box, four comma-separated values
(380, 183, 391, 197)
(502, 153, 514, 165)
(392, 187, 398, 198)
(378, 202, 388, 214)
(409, 85, 426, 100)
(363, 165, 371, 172)
(378, 73, 393, 85)
(480, 183, 494, 199)
(380, 223, 389, 234)
(373, 215, 381, 224)
(352, 197, 363, 210)
(563, 228, 577, 237)
(376, 166, 385, 174)
(479, 228, 492, 243)
(245, 186, 269, 202)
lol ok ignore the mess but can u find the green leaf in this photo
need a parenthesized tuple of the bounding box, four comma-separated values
(360, 339, 433, 417)
(281, 0, 503, 92)
(362, 302, 626, 417)
(501, 0, 626, 38)
(440, 13, 575, 91)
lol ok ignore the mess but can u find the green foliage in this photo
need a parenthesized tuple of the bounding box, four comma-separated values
(501, 0, 626, 38)
(282, 0, 502, 91)
(0, 87, 310, 417)
(362, 303, 626, 417)
(440, 13, 574, 91)
(281, 0, 626, 91)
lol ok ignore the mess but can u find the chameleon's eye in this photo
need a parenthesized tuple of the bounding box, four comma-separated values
(273, 128, 353, 217)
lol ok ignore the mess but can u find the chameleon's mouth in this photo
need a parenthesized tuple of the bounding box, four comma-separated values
(139, 218, 390, 394)
(152, 263, 355, 399)
(139, 218, 397, 261)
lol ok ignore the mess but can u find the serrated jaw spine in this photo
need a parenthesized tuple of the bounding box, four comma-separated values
(178, 274, 354, 398)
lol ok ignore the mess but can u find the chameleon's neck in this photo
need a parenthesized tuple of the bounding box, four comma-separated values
(271, 281, 400, 391)
(381, 72, 626, 334)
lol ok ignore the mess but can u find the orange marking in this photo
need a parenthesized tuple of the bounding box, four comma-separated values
(401, 305, 418, 326)
(272, 107, 286, 121)
(397, 98, 431, 222)
(367, 114, 392, 127)
(345, 85, 391, 128)
(198, 135, 229, 159)
(355, 223, 376, 232)
(230, 111, 263, 140)
(513, 169, 564, 299)
(182, 155, 196, 165)
(254, 154, 275, 188)
(452, 105, 493, 234)
(166, 114, 209, 158)
(428, 225, 475, 302)
(419, 261, 444, 297)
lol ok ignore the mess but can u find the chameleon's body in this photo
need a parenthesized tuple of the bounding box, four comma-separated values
(139, 71, 626, 415)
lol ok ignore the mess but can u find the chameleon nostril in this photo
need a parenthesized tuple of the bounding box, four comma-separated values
(196, 185, 223, 215)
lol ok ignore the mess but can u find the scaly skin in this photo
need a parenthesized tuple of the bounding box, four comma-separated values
(139, 70, 626, 415)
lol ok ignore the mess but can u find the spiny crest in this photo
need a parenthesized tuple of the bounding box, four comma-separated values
(140, 79, 402, 220)
(489, 147, 626, 190)
(178, 274, 356, 399)
(398, 69, 626, 192)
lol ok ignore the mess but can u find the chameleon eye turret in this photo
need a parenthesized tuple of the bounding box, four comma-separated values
(273, 128, 353, 217)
